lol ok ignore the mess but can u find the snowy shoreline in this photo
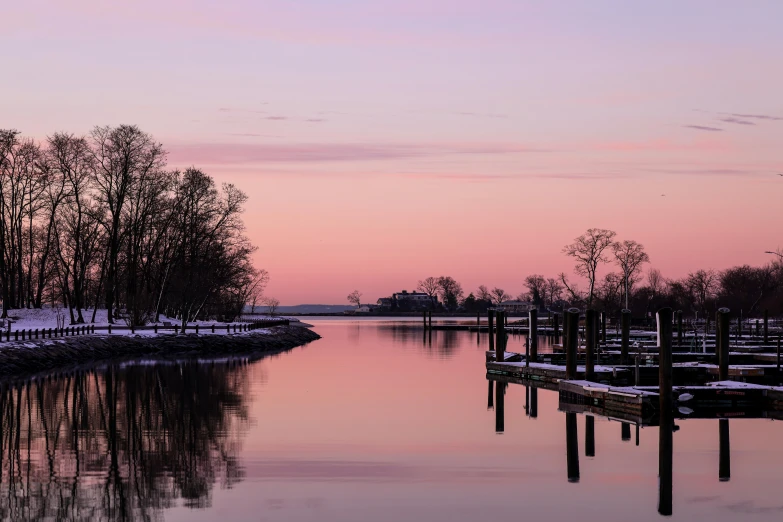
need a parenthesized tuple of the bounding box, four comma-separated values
(0, 325, 320, 383)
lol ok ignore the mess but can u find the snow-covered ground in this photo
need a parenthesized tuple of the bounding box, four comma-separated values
(0, 307, 294, 332)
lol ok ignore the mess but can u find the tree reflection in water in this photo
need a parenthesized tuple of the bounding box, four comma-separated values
(0, 359, 253, 521)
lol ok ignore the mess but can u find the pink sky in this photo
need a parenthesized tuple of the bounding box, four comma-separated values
(4, 0, 782, 304)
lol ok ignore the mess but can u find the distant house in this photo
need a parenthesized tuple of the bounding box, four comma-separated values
(376, 297, 393, 311)
(392, 290, 438, 311)
(498, 300, 534, 314)
(355, 304, 376, 314)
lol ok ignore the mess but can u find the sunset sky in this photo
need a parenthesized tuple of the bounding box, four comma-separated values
(4, 0, 782, 304)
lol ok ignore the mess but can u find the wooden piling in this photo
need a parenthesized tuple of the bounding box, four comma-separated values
(585, 416, 595, 457)
(488, 310, 495, 352)
(676, 310, 683, 347)
(428, 311, 433, 329)
(777, 335, 781, 382)
(658, 307, 674, 412)
(601, 312, 607, 343)
(719, 419, 730, 482)
(763, 310, 769, 344)
(565, 308, 579, 380)
(553, 313, 560, 339)
(717, 308, 731, 380)
(423, 311, 427, 329)
(585, 309, 596, 381)
(529, 309, 538, 362)
(658, 306, 674, 517)
(621, 309, 631, 364)
(495, 311, 505, 362)
(566, 412, 580, 483)
(477, 312, 480, 326)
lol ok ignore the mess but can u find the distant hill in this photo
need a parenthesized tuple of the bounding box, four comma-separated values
(244, 304, 354, 314)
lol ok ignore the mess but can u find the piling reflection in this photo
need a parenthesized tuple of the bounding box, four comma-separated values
(565, 412, 580, 483)
(485, 379, 745, 517)
(585, 416, 595, 457)
(495, 382, 505, 433)
(719, 419, 730, 482)
(0, 359, 253, 521)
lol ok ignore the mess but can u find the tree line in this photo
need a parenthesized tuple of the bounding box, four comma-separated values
(376, 228, 783, 317)
(0, 125, 265, 327)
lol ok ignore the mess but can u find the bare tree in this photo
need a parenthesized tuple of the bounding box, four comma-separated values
(562, 228, 617, 306)
(347, 290, 362, 308)
(611, 239, 650, 309)
(262, 296, 280, 316)
(685, 269, 718, 314)
(90, 125, 166, 323)
(545, 277, 564, 307)
(476, 285, 492, 302)
(437, 276, 463, 311)
(490, 287, 510, 306)
(416, 277, 439, 299)
(524, 274, 546, 305)
(247, 269, 270, 314)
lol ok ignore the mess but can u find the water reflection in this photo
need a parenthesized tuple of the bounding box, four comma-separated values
(0, 360, 253, 521)
(489, 379, 753, 518)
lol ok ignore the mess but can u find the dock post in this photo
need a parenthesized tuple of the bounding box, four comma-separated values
(719, 419, 731, 482)
(566, 412, 580, 483)
(565, 308, 580, 380)
(621, 309, 631, 364)
(423, 311, 427, 329)
(705, 315, 711, 337)
(658, 307, 674, 415)
(585, 416, 595, 457)
(553, 313, 560, 339)
(676, 310, 683, 348)
(635, 355, 640, 385)
(621, 422, 631, 441)
(763, 310, 769, 344)
(777, 335, 781, 383)
(488, 310, 495, 352)
(525, 336, 530, 367)
(495, 311, 505, 362)
(717, 308, 731, 380)
(657, 307, 674, 517)
(477, 312, 480, 326)
(585, 309, 596, 381)
(495, 382, 505, 433)
(601, 312, 607, 344)
(428, 311, 432, 330)
(529, 308, 538, 362)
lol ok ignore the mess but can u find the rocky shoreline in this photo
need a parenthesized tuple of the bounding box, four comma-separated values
(0, 325, 321, 381)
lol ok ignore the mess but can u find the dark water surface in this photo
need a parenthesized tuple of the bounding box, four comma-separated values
(1, 318, 782, 521)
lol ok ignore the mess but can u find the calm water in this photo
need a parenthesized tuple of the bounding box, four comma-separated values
(1, 318, 782, 521)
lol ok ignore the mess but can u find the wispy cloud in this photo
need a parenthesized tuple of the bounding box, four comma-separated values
(454, 111, 507, 119)
(728, 113, 783, 121)
(305, 118, 327, 123)
(168, 141, 546, 165)
(719, 117, 755, 126)
(264, 116, 288, 121)
(219, 106, 268, 114)
(683, 125, 723, 132)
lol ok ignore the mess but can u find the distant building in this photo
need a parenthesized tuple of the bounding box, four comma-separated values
(376, 298, 393, 311)
(354, 304, 376, 314)
(498, 300, 534, 314)
(390, 290, 438, 311)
